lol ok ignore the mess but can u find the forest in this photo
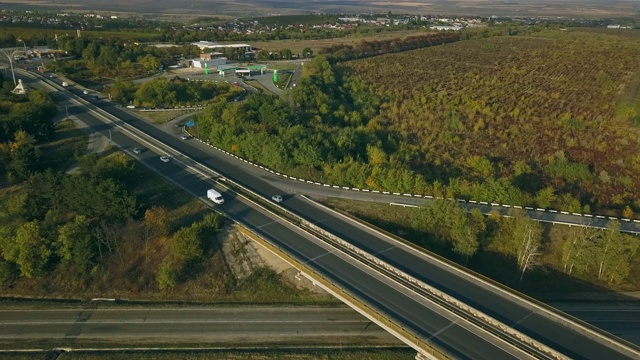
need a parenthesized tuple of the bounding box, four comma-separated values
(108, 77, 241, 108)
(341, 30, 640, 216)
(0, 73, 224, 294)
(196, 29, 640, 218)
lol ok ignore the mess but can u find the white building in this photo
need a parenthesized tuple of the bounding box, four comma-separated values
(191, 41, 253, 53)
(192, 58, 227, 69)
(431, 25, 463, 31)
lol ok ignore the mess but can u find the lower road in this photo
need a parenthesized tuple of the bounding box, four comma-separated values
(0, 307, 400, 345)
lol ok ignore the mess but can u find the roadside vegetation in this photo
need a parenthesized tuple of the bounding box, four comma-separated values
(109, 77, 242, 108)
(196, 29, 640, 218)
(0, 76, 332, 303)
(2, 348, 415, 360)
(324, 198, 640, 291)
(191, 28, 640, 286)
(2, 13, 640, 294)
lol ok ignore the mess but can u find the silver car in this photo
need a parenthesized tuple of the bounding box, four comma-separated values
(271, 195, 283, 203)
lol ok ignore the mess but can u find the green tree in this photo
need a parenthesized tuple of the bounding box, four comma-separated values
(138, 54, 160, 73)
(302, 47, 314, 58)
(279, 48, 293, 60)
(109, 80, 137, 104)
(492, 210, 542, 279)
(257, 50, 271, 61)
(144, 206, 171, 239)
(535, 186, 556, 209)
(171, 226, 204, 263)
(594, 221, 639, 284)
(9, 131, 40, 179)
(57, 215, 95, 275)
(157, 257, 178, 290)
(14, 221, 52, 278)
(561, 225, 599, 275)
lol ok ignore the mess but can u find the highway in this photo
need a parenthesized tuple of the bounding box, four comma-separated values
(22, 75, 537, 359)
(551, 303, 640, 345)
(18, 72, 640, 359)
(0, 307, 401, 345)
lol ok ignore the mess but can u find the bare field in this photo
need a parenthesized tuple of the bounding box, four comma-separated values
(0, 0, 637, 17)
(253, 30, 430, 54)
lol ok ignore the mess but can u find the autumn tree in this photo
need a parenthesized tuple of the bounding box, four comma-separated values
(143, 206, 171, 262)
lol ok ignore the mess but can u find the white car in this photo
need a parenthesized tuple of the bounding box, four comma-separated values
(132, 148, 141, 154)
(160, 156, 170, 163)
(83, 90, 89, 95)
(271, 195, 283, 203)
(180, 135, 188, 140)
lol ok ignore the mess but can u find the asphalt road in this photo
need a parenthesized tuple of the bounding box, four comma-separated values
(551, 303, 640, 346)
(19, 72, 640, 359)
(29, 76, 534, 359)
(0, 307, 401, 345)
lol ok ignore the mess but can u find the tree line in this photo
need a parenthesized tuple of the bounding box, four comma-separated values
(109, 77, 241, 108)
(409, 200, 638, 285)
(320, 32, 461, 62)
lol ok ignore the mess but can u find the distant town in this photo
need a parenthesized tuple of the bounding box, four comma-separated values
(1, 8, 637, 37)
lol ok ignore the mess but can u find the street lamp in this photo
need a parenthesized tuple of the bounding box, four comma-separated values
(0, 48, 18, 86)
(17, 37, 27, 58)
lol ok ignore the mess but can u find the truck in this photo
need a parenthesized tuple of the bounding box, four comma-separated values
(207, 189, 225, 205)
(62, 81, 69, 87)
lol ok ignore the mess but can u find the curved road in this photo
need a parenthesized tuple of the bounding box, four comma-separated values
(20, 72, 640, 359)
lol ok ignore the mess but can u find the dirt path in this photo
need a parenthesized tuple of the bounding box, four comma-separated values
(220, 225, 327, 295)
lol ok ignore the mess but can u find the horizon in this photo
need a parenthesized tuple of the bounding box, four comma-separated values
(0, 0, 639, 19)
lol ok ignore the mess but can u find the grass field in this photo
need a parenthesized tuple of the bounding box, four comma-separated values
(37, 118, 88, 170)
(252, 30, 429, 55)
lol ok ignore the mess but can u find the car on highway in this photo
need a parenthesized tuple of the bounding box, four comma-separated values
(160, 156, 170, 163)
(83, 90, 89, 95)
(132, 148, 141, 154)
(174, 122, 183, 128)
(180, 135, 188, 140)
(271, 195, 283, 203)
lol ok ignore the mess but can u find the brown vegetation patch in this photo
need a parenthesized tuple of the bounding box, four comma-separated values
(343, 29, 640, 209)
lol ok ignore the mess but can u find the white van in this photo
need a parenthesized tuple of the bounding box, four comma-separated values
(207, 189, 224, 204)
